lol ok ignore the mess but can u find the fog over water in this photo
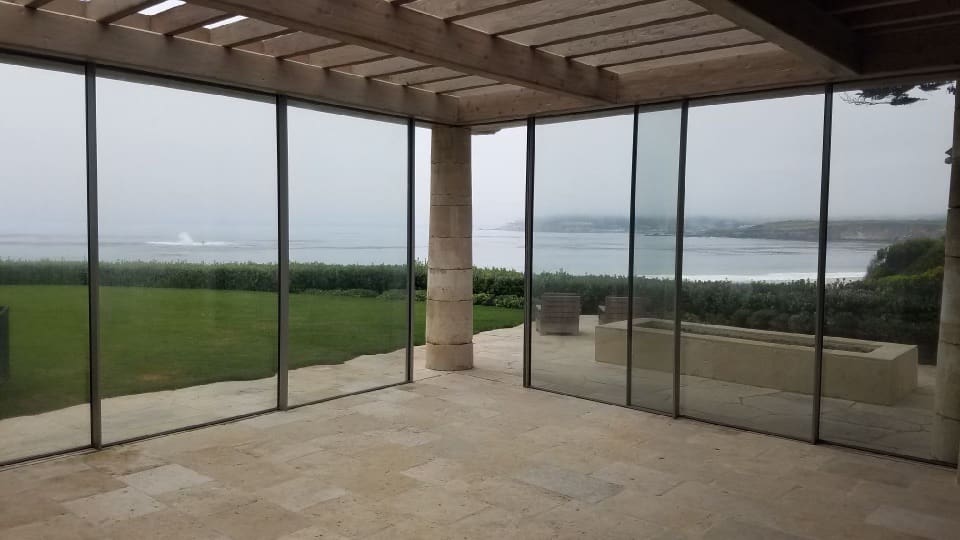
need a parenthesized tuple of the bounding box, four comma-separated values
(0, 60, 953, 280)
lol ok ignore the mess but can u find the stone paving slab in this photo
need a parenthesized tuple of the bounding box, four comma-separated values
(0, 355, 957, 538)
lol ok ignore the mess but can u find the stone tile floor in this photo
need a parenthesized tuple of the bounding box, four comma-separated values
(0, 317, 945, 464)
(1, 326, 959, 539)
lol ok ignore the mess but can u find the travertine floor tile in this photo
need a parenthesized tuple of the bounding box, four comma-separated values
(258, 476, 348, 511)
(382, 485, 489, 524)
(120, 464, 212, 495)
(514, 465, 623, 503)
(2, 327, 958, 540)
(204, 500, 313, 540)
(62, 487, 164, 527)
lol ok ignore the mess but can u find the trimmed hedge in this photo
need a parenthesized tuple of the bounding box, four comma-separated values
(0, 259, 943, 362)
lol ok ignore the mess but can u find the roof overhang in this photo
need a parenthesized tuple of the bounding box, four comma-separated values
(2, 0, 958, 125)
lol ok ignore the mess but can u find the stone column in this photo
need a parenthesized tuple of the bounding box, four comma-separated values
(933, 90, 960, 467)
(425, 125, 473, 370)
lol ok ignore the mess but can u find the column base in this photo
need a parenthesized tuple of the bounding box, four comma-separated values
(426, 342, 473, 371)
(931, 414, 960, 464)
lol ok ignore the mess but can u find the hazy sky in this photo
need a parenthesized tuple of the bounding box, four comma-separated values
(0, 58, 954, 243)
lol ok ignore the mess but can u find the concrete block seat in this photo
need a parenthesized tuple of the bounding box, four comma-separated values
(598, 296, 646, 325)
(595, 318, 918, 405)
(535, 293, 581, 335)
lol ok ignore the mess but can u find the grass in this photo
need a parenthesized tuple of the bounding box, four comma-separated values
(0, 285, 523, 418)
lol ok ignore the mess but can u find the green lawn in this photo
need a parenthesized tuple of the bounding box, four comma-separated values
(0, 285, 522, 418)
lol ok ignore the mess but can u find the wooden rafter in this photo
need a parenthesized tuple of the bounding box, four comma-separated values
(566, 26, 750, 60)
(0, 3, 457, 122)
(444, 0, 544, 23)
(818, 0, 920, 14)
(597, 37, 768, 69)
(689, 0, 862, 75)
(246, 32, 342, 59)
(541, 14, 736, 58)
(85, 0, 161, 23)
(182, 0, 617, 103)
(840, 0, 960, 30)
(150, 4, 233, 35)
(209, 18, 291, 47)
(504, 0, 706, 47)
(488, 0, 656, 36)
(15, 0, 57, 8)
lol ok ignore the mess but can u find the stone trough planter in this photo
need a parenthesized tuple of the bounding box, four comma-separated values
(595, 318, 918, 405)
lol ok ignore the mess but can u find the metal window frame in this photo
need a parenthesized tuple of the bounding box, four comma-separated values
(519, 86, 960, 468)
(0, 51, 421, 469)
(1, 47, 957, 469)
(85, 63, 102, 450)
(277, 94, 290, 411)
(406, 118, 416, 383)
(523, 117, 535, 388)
(812, 86, 833, 443)
(626, 105, 640, 407)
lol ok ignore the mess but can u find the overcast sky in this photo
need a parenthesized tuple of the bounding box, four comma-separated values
(0, 59, 954, 241)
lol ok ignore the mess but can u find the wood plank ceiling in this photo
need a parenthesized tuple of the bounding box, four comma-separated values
(1, 0, 958, 124)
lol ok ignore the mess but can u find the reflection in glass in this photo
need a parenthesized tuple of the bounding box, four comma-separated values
(288, 104, 407, 405)
(821, 82, 954, 461)
(97, 74, 278, 442)
(630, 107, 682, 413)
(531, 112, 634, 404)
(0, 59, 90, 461)
(681, 94, 824, 438)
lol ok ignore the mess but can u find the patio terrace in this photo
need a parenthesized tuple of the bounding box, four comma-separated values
(1, 328, 958, 540)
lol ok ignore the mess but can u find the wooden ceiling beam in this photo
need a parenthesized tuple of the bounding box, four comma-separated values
(15, 0, 57, 8)
(183, 0, 618, 103)
(819, 0, 919, 14)
(841, 0, 960, 30)
(532, 12, 707, 49)
(150, 4, 232, 35)
(458, 50, 831, 123)
(491, 0, 655, 36)
(445, 0, 544, 23)
(0, 3, 457, 122)
(209, 18, 292, 47)
(244, 32, 342, 60)
(861, 23, 960, 73)
(689, 0, 862, 75)
(566, 26, 746, 60)
(86, 1, 161, 24)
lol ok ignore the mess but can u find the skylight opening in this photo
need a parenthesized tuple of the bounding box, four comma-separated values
(138, 0, 185, 16)
(204, 15, 247, 29)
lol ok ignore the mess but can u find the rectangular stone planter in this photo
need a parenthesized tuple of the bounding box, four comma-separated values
(595, 318, 918, 405)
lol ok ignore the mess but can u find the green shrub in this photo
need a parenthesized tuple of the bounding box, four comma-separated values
(0, 254, 945, 362)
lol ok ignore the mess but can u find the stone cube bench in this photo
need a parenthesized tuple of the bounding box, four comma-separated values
(595, 318, 917, 405)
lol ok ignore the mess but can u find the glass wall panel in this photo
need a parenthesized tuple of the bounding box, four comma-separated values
(531, 111, 634, 404)
(821, 82, 955, 462)
(98, 73, 278, 442)
(631, 106, 682, 413)
(413, 125, 430, 369)
(473, 126, 526, 377)
(0, 58, 90, 462)
(681, 93, 824, 438)
(288, 103, 407, 405)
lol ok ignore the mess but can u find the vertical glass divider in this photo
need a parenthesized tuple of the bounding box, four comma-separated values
(523, 117, 535, 388)
(406, 118, 415, 383)
(85, 63, 102, 449)
(673, 100, 689, 419)
(276, 95, 290, 410)
(813, 85, 834, 443)
(626, 106, 640, 406)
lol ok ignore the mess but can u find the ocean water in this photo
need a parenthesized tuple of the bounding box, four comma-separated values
(0, 227, 884, 282)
